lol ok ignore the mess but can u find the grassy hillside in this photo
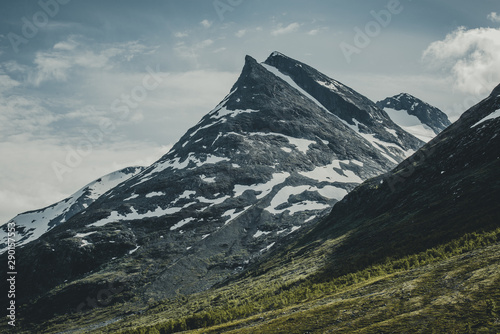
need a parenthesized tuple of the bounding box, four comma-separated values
(25, 227, 500, 333)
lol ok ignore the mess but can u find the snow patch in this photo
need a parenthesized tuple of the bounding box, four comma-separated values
(299, 159, 362, 184)
(176, 190, 196, 201)
(80, 239, 92, 248)
(253, 230, 271, 238)
(210, 106, 259, 120)
(262, 63, 333, 115)
(170, 217, 196, 231)
(75, 232, 96, 238)
(260, 242, 276, 253)
(89, 205, 188, 227)
(223, 205, 252, 225)
(471, 109, 500, 128)
(129, 245, 140, 254)
(265, 184, 343, 215)
(233, 172, 290, 199)
(197, 195, 230, 206)
(145, 191, 165, 198)
(144, 153, 230, 176)
(385, 127, 397, 137)
(384, 107, 436, 142)
(231, 131, 316, 154)
(304, 215, 316, 223)
(124, 194, 139, 201)
(200, 175, 216, 183)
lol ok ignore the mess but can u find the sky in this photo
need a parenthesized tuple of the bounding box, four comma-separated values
(0, 0, 499, 224)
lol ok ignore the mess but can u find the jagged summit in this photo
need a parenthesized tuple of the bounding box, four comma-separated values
(376, 92, 451, 142)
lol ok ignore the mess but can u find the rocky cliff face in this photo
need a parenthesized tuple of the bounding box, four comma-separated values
(4, 52, 428, 320)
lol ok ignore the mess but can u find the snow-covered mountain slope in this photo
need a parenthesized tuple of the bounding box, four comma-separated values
(376, 93, 451, 142)
(9, 53, 427, 310)
(0, 166, 144, 253)
(263, 52, 424, 161)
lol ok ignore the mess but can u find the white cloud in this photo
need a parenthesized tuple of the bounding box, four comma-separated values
(487, 12, 500, 23)
(53, 39, 78, 51)
(174, 31, 189, 38)
(200, 19, 213, 29)
(0, 73, 20, 93)
(27, 39, 156, 86)
(235, 29, 247, 38)
(271, 22, 300, 36)
(308, 29, 319, 36)
(422, 26, 500, 96)
(174, 39, 214, 65)
(2, 60, 29, 74)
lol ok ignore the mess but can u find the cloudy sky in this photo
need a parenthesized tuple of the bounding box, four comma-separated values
(0, 0, 499, 224)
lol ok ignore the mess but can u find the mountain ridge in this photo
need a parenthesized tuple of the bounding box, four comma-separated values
(0, 166, 144, 254)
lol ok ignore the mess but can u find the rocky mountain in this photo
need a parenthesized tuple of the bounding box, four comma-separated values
(0, 166, 144, 254)
(4, 52, 427, 327)
(104, 84, 500, 334)
(376, 93, 451, 142)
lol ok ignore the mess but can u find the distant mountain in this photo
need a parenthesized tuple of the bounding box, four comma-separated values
(0, 166, 144, 254)
(376, 93, 451, 142)
(6, 52, 425, 324)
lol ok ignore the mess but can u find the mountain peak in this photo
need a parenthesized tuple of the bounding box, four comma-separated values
(396, 92, 415, 100)
(376, 93, 451, 139)
(267, 51, 288, 60)
(244, 54, 258, 64)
